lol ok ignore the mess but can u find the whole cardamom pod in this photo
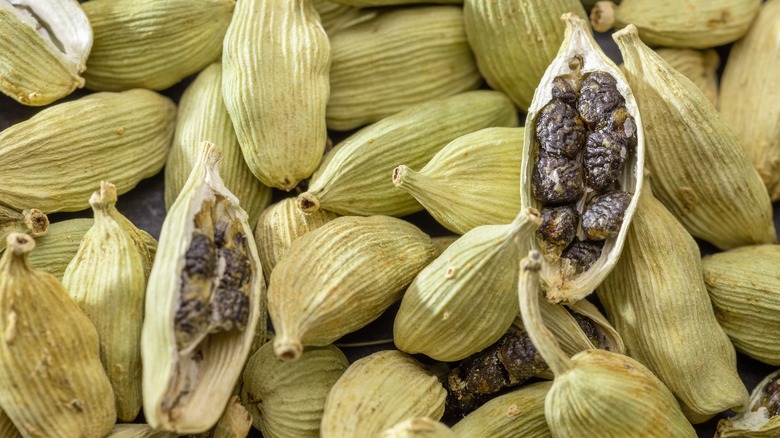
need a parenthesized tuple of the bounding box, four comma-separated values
(24, 218, 92, 281)
(655, 48, 719, 108)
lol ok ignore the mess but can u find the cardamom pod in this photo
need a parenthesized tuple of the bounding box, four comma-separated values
(166, 62, 271, 226)
(327, 6, 480, 131)
(320, 350, 446, 438)
(590, 0, 760, 48)
(0, 0, 91, 105)
(716, 369, 780, 438)
(0, 206, 47, 253)
(720, 0, 780, 201)
(107, 424, 176, 438)
(327, 0, 461, 5)
(520, 14, 645, 304)
(223, 0, 330, 191)
(254, 197, 338, 282)
(202, 396, 252, 438)
(702, 244, 780, 366)
(517, 250, 696, 437)
(464, 0, 587, 110)
(392, 127, 523, 235)
(394, 209, 541, 362)
(241, 342, 348, 437)
(597, 185, 748, 421)
(655, 48, 720, 108)
(270, 215, 436, 361)
(142, 142, 265, 433)
(432, 236, 458, 257)
(0, 89, 176, 213)
(313, 0, 375, 35)
(82, 0, 234, 91)
(614, 24, 776, 249)
(381, 418, 454, 438)
(299, 90, 518, 217)
(25, 218, 92, 280)
(0, 233, 116, 437)
(0, 409, 20, 438)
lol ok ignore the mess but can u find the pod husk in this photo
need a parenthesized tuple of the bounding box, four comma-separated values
(82, 0, 234, 91)
(0, 89, 176, 213)
(655, 48, 719, 108)
(269, 215, 436, 361)
(720, 0, 780, 201)
(223, 0, 330, 191)
(464, 0, 587, 111)
(381, 418, 454, 438)
(716, 369, 780, 438)
(241, 342, 348, 437)
(166, 62, 271, 226)
(327, 6, 480, 131)
(207, 396, 252, 438)
(313, 0, 374, 35)
(703, 245, 780, 366)
(320, 350, 446, 438)
(328, 0, 461, 5)
(0, 409, 19, 438)
(392, 127, 523, 235)
(0, 206, 47, 253)
(23, 218, 92, 280)
(300, 90, 518, 217)
(520, 14, 645, 304)
(107, 424, 176, 438)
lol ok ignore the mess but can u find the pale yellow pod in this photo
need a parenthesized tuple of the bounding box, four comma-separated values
(24, 218, 92, 280)
(299, 90, 518, 217)
(166, 62, 271, 226)
(329, 0, 460, 5)
(0, 0, 92, 105)
(321, 350, 447, 438)
(431, 236, 458, 257)
(210, 396, 252, 438)
(721, 0, 780, 201)
(381, 418, 454, 438)
(591, 0, 760, 48)
(465, 0, 587, 110)
(223, 0, 330, 191)
(0, 234, 116, 437)
(313, 0, 375, 35)
(716, 369, 780, 438)
(327, 6, 480, 131)
(241, 342, 348, 437)
(393, 127, 523, 235)
(0, 89, 176, 213)
(0, 409, 20, 438)
(82, 0, 234, 91)
(0, 206, 48, 253)
(656, 48, 720, 108)
(253, 197, 338, 282)
(106, 424, 176, 438)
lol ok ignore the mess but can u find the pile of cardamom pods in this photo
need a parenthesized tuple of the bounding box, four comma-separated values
(1, 0, 779, 437)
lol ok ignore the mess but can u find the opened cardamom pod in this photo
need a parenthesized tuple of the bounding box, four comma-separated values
(0, 206, 47, 253)
(716, 369, 780, 438)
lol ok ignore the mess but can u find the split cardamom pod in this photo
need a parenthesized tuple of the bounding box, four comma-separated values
(24, 218, 92, 280)
(82, 0, 234, 91)
(0, 233, 116, 437)
(142, 142, 265, 433)
(299, 90, 518, 217)
(703, 244, 780, 366)
(614, 24, 776, 249)
(381, 418, 454, 438)
(655, 48, 720, 108)
(241, 342, 349, 437)
(520, 14, 644, 303)
(320, 350, 446, 438)
(716, 369, 780, 438)
(394, 208, 541, 362)
(107, 425, 176, 438)
(269, 215, 436, 361)
(517, 250, 696, 437)
(223, 0, 330, 191)
(166, 62, 271, 226)
(327, 6, 480, 131)
(0, 0, 92, 105)
(392, 127, 523, 235)
(464, 0, 587, 110)
(720, 0, 780, 201)
(0, 206, 47, 253)
(597, 186, 748, 421)
(0, 89, 176, 213)
(590, 0, 760, 48)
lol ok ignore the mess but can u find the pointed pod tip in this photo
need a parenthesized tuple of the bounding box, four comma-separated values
(89, 181, 118, 208)
(22, 209, 48, 237)
(391, 165, 410, 188)
(198, 141, 223, 168)
(273, 337, 303, 362)
(612, 24, 640, 44)
(298, 192, 321, 214)
(590, 1, 618, 33)
(6, 233, 35, 255)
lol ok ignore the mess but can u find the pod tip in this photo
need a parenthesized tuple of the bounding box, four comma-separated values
(391, 165, 410, 188)
(298, 192, 321, 214)
(6, 233, 35, 255)
(274, 337, 303, 362)
(22, 209, 49, 237)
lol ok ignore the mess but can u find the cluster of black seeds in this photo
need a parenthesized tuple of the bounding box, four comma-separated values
(764, 376, 780, 417)
(532, 65, 636, 272)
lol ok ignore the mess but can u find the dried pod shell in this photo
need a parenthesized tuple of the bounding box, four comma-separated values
(703, 245, 780, 366)
(107, 424, 176, 438)
(328, 0, 461, 5)
(464, 0, 587, 110)
(381, 418, 454, 438)
(142, 143, 265, 433)
(241, 343, 348, 437)
(597, 186, 748, 420)
(313, 0, 374, 35)
(655, 48, 720, 108)
(520, 14, 644, 303)
(327, 6, 480, 131)
(320, 350, 446, 438)
(392, 127, 523, 235)
(0, 89, 176, 213)
(300, 90, 518, 217)
(0, 206, 48, 253)
(0, 0, 92, 105)
(166, 62, 271, 226)
(0, 234, 116, 437)
(394, 209, 542, 362)
(716, 369, 780, 438)
(720, 0, 780, 200)
(223, 0, 329, 191)
(614, 25, 776, 249)
(0, 409, 20, 438)
(270, 215, 436, 361)
(451, 381, 553, 438)
(82, 0, 234, 91)
(24, 218, 92, 280)
(431, 236, 458, 257)
(254, 197, 338, 282)
(590, 0, 760, 48)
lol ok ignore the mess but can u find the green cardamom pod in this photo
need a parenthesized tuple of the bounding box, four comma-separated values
(716, 369, 780, 438)
(381, 418, 454, 438)
(107, 424, 176, 438)
(655, 48, 720, 108)
(24, 219, 92, 280)
(202, 396, 252, 438)
(326, 0, 461, 5)
(313, 0, 375, 35)
(0, 206, 48, 253)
